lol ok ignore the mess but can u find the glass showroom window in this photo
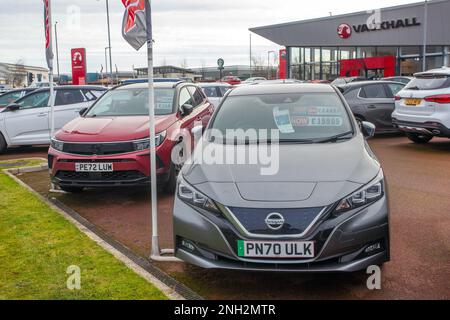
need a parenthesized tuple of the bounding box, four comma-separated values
(426, 56, 444, 70)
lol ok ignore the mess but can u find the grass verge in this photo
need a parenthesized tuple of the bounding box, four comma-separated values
(0, 160, 167, 300)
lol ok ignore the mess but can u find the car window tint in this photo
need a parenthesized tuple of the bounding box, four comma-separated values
(91, 90, 105, 98)
(219, 86, 231, 96)
(211, 93, 352, 142)
(179, 87, 193, 107)
(360, 84, 388, 98)
(188, 86, 205, 107)
(55, 89, 85, 106)
(0, 91, 23, 105)
(16, 91, 50, 109)
(85, 88, 175, 117)
(82, 89, 97, 101)
(202, 87, 220, 98)
(386, 83, 405, 97)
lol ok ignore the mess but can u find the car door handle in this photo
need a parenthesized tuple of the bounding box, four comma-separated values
(37, 113, 47, 117)
(368, 105, 377, 109)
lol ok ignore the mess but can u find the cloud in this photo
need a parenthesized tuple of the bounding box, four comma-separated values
(0, 0, 416, 73)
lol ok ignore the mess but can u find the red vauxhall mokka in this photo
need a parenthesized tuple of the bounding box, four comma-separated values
(48, 81, 214, 193)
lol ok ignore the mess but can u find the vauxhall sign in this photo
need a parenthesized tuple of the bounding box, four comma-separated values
(338, 17, 421, 38)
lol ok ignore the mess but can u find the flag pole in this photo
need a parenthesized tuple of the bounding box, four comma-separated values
(145, 0, 160, 258)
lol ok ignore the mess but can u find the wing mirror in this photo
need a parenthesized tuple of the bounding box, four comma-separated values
(79, 107, 88, 116)
(180, 104, 194, 116)
(361, 121, 376, 139)
(6, 103, 20, 111)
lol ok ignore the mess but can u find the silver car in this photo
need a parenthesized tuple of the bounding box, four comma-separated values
(173, 83, 390, 272)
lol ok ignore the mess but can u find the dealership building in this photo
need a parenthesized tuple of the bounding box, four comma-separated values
(250, 0, 450, 81)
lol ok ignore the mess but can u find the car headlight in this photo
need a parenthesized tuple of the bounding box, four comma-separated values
(178, 177, 220, 214)
(334, 170, 385, 215)
(51, 139, 64, 152)
(133, 131, 166, 151)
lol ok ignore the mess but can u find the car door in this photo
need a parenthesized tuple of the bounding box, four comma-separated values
(3, 90, 51, 145)
(358, 83, 395, 131)
(54, 89, 87, 130)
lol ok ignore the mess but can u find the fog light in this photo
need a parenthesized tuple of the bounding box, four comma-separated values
(181, 239, 195, 252)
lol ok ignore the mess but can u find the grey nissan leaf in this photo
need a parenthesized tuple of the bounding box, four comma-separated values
(173, 83, 390, 272)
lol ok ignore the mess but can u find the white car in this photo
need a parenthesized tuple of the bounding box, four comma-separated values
(392, 67, 450, 143)
(0, 85, 106, 153)
(198, 83, 232, 108)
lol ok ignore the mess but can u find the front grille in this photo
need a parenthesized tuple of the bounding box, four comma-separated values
(62, 142, 136, 155)
(229, 207, 325, 236)
(56, 170, 146, 182)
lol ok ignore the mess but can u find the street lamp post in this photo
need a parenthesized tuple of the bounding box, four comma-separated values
(267, 50, 275, 79)
(54, 21, 60, 84)
(104, 47, 110, 84)
(422, 0, 428, 71)
(106, 0, 113, 85)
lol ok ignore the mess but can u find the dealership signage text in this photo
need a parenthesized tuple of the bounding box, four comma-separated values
(353, 17, 421, 33)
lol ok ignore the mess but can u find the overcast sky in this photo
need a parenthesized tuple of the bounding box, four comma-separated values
(0, 0, 417, 73)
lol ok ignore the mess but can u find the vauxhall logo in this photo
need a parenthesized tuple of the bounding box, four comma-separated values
(338, 17, 421, 38)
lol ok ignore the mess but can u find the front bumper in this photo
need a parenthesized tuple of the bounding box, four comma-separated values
(392, 118, 450, 138)
(48, 147, 170, 188)
(173, 195, 390, 272)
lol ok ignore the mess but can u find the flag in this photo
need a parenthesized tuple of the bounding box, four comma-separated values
(43, 0, 54, 69)
(121, 0, 150, 51)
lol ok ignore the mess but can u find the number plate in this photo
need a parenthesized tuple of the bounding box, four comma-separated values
(75, 163, 113, 172)
(237, 240, 314, 258)
(404, 98, 422, 106)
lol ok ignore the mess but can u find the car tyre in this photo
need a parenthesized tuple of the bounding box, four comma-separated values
(60, 186, 84, 193)
(164, 141, 186, 194)
(406, 132, 433, 144)
(0, 133, 7, 154)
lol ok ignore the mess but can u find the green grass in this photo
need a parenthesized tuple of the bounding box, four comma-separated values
(0, 161, 167, 300)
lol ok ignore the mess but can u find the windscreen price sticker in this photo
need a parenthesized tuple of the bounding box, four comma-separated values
(293, 106, 341, 116)
(292, 116, 343, 127)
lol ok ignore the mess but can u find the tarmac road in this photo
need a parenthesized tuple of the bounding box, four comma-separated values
(8, 135, 450, 299)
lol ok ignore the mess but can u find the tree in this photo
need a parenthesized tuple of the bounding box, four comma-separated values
(10, 60, 27, 87)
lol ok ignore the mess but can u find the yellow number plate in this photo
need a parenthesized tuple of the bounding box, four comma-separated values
(404, 98, 422, 106)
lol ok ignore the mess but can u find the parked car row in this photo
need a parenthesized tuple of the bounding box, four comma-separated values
(0, 86, 106, 153)
(3, 68, 448, 272)
(41, 80, 389, 272)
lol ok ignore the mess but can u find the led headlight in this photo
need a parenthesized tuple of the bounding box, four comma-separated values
(334, 170, 384, 214)
(51, 139, 64, 152)
(133, 131, 166, 151)
(178, 178, 220, 214)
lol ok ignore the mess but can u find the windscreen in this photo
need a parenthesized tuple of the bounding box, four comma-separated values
(210, 92, 353, 143)
(85, 88, 175, 117)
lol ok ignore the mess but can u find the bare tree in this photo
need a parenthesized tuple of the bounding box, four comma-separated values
(179, 58, 188, 77)
(10, 60, 27, 87)
(251, 55, 267, 78)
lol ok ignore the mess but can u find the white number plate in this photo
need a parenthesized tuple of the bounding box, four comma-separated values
(75, 163, 113, 172)
(237, 240, 314, 258)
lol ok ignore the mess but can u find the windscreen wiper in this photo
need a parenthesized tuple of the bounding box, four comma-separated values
(313, 131, 354, 144)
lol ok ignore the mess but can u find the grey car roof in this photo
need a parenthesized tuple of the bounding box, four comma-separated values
(31, 85, 107, 92)
(116, 81, 192, 90)
(228, 83, 336, 96)
(339, 80, 405, 89)
(197, 83, 231, 88)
